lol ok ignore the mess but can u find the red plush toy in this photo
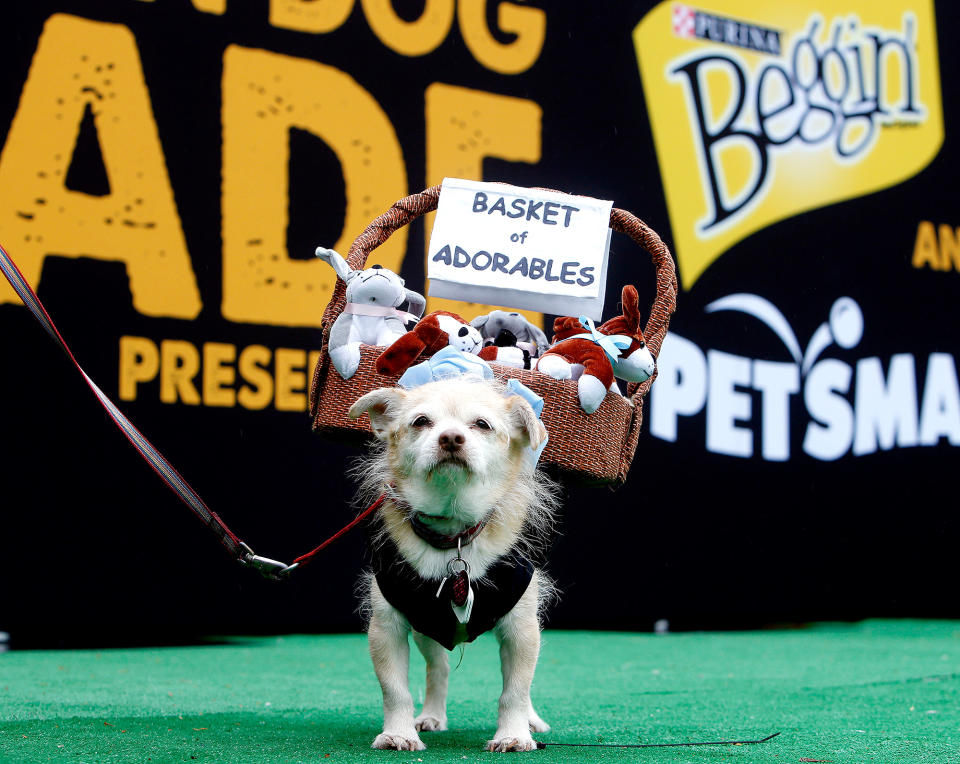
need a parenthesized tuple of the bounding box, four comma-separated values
(376, 311, 483, 375)
(535, 285, 656, 414)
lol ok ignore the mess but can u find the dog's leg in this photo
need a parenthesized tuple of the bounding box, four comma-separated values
(412, 631, 449, 732)
(368, 583, 425, 751)
(528, 701, 550, 733)
(486, 575, 544, 752)
(535, 353, 572, 379)
(329, 342, 361, 380)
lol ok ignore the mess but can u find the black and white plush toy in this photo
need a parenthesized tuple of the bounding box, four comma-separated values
(316, 246, 426, 379)
(477, 328, 533, 370)
(376, 310, 482, 376)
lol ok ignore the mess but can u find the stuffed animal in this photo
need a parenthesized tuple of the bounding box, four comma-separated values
(471, 310, 550, 358)
(535, 285, 655, 414)
(477, 328, 533, 370)
(316, 247, 426, 379)
(376, 310, 482, 376)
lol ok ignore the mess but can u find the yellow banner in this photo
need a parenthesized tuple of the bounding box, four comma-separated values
(634, 1, 943, 289)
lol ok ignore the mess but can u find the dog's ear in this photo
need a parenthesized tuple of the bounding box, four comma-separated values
(349, 388, 407, 439)
(620, 285, 641, 332)
(470, 313, 490, 331)
(402, 287, 426, 319)
(506, 395, 547, 451)
(552, 315, 583, 341)
(527, 321, 550, 355)
(376, 331, 430, 376)
(315, 246, 358, 283)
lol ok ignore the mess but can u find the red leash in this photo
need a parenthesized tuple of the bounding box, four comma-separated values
(1, 241, 379, 580)
(290, 494, 387, 569)
(241, 494, 386, 579)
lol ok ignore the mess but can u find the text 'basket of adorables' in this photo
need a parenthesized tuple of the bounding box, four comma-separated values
(308, 184, 677, 487)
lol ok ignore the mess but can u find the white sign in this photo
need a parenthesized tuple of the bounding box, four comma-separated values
(427, 178, 613, 319)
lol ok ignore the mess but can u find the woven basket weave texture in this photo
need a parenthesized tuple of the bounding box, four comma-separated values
(309, 185, 677, 486)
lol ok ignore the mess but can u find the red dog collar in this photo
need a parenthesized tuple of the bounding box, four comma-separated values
(409, 513, 487, 550)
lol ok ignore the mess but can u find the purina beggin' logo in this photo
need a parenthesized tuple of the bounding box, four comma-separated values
(671, 4, 782, 55)
(634, 1, 943, 290)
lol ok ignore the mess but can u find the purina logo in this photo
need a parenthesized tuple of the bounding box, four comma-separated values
(671, 4, 782, 55)
(634, 1, 943, 290)
(651, 296, 960, 461)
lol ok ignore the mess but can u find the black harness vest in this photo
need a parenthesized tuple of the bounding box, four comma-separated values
(370, 530, 534, 651)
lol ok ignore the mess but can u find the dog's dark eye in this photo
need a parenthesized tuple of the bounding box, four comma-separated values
(412, 415, 431, 428)
(473, 419, 491, 430)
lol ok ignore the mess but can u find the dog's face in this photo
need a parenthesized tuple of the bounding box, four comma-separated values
(349, 379, 545, 520)
(434, 314, 482, 355)
(345, 264, 406, 307)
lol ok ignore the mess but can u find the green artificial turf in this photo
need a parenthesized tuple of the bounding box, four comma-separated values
(2, 620, 959, 763)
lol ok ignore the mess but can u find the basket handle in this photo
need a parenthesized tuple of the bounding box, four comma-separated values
(320, 186, 441, 330)
(319, 185, 678, 400)
(608, 207, 677, 359)
(608, 207, 678, 406)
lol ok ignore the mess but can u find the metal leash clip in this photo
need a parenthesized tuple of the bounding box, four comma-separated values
(239, 542, 298, 580)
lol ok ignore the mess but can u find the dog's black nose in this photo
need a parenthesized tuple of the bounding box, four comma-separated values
(438, 430, 465, 451)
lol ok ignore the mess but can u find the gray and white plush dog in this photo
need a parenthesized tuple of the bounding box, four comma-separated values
(471, 310, 550, 358)
(316, 247, 426, 379)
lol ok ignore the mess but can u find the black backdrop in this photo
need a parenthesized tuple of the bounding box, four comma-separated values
(1, 1, 958, 648)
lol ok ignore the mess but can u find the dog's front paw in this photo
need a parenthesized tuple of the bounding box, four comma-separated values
(528, 717, 550, 733)
(485, 734, 537, 752)
(330, 343, 361, 380)
(372, 733, 426, 751)
(535, 354, 572, 380)
(577, 374, 607, 414)
(414, 714, 447, 732)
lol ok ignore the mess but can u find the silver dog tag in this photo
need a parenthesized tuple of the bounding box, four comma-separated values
(444, 543, 474, 623)
(451, 582, 474, 624)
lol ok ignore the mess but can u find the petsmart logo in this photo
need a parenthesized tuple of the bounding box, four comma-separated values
(651, 295, 960, 461)
(634, 1, 943, 289)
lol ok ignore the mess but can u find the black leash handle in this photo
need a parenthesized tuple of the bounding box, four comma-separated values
(537, 731, 781, 749)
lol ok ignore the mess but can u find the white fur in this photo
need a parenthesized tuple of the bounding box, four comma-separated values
(614, 345, 655, 383)
(434, 314, 483, 355)
(576, 374, 607, 415)
(349, 379, 558, 752)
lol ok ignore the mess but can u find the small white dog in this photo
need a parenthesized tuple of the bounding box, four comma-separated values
(348, 378, 557, 752)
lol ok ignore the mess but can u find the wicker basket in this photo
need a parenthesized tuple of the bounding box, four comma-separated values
(309, 185, 677, 487)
